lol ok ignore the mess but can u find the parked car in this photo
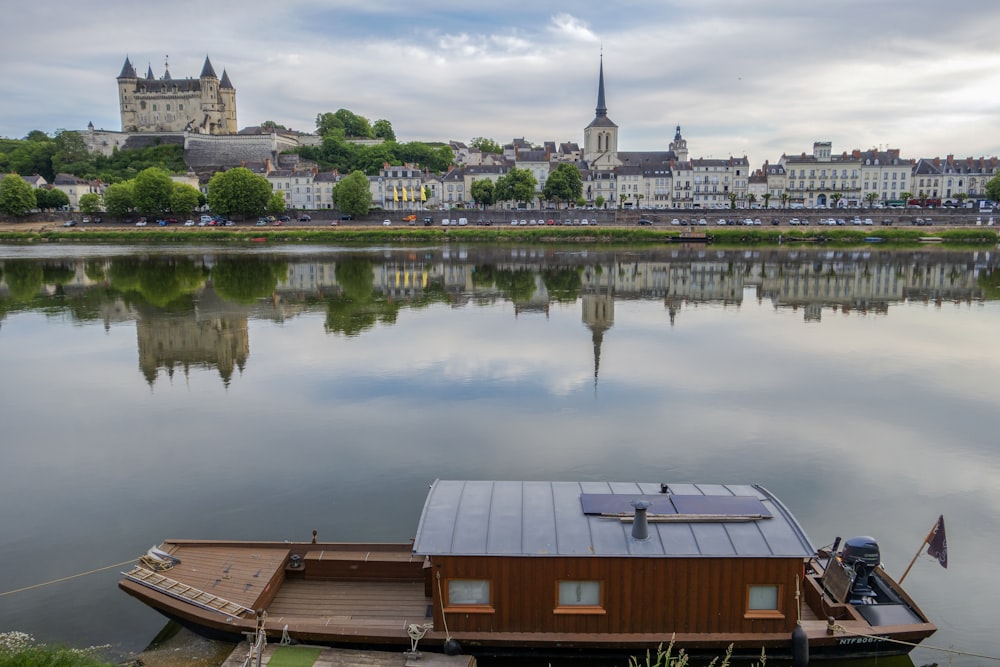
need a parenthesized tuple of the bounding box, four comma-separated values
(382, 219, 391, 226)
(339, 215, 352, 221)
(63, 220, 77, 227)
(279, 215, 291, 222)
(423, 217, 433, 226)
(184, 220, 195, 226)
(135, 220, 147, 227)
(637, 219, 653, 226)
(255, 220, 268, 226)
(298, 214, 311, 222)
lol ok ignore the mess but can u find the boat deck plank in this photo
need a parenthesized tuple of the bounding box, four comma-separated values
(268, 579, 431, 622)
(157, 543, 289, 610)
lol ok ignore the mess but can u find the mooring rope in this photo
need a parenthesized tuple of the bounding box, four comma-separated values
(829, 623, 1000, 662)
(0, 558, 138, 597)
(434, 570, 452, 641)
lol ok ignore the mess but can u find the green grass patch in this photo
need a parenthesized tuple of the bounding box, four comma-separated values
(0, 226, 996, 247)
(0, 632, 113, 667)
(266, 645, 323, 667)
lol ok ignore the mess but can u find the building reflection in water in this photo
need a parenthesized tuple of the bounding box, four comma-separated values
(0, 247, 996, 389)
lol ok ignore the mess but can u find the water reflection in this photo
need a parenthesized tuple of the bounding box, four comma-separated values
(1, 246, 996, 388)
(0, 244, 998, 665)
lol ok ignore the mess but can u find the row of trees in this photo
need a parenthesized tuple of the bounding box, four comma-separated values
(0, 130, 187, 184)
(468, 164, 585, 209)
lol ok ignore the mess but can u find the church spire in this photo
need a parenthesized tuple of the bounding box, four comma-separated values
(595, 54, 608, 118)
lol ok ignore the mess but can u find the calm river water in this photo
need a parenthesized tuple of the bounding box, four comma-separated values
(0, 242, 998, 666)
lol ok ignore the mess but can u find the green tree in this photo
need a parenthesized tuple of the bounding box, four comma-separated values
(595, 195, 605, 208)
(830, 192, 843, 209)
(3, 260, 44, 300)
(762, 193, 772, 209)
(206, 167, 272, 219)
(727, 192, 737, 209)
(6, 140, 57, 181)
(79, 193, 102, 215)
(35, 187, 68, 211)
(470, 137, 503, 154)
(334, 109, 372, 138)
(494, 167, 537, 206)
(334, 170, 371, 218)
(542, 163, 583, 206)
(266, 191, 286, 216)
(170, 183, 202, 217)
(985, 175, 1000, 202)
(212, 257, 286, 305)
(372, 119, 395, 141)
(955, 192, 968, 207)
(470, 179, 496, 208)
(900, 191, 913, 206)
(102, 182, 134, 218)
(132, 167, 174, 216)
(0, 174, 37, 216)
(780, 193, 790, 208)
(52, 130, 90, 174)
(746, 193, 757, 208)
(865, 192, 880, 208)
(316, 112, 345, 138)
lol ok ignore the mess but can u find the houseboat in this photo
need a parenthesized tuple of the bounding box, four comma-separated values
(119, 481, 935, 661)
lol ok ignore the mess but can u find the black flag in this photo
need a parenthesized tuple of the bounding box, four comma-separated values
(926, 515, 947, 569)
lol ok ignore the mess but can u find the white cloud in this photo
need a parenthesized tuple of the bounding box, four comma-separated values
(2, 1, 1000, 162)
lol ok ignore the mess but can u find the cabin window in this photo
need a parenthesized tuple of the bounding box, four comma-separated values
(745, 584, 783, 619)
(445, 579, 493, 613)
(555, 580, 605, 615)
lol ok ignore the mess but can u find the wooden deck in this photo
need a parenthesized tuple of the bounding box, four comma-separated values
(143, 542, 290, 611)
(268, 579, 431, 627)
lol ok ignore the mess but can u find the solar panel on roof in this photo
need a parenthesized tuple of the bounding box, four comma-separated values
(580, 494, 770, 519)
(670, 495, 771, 518)
(580, 494, 676, 515)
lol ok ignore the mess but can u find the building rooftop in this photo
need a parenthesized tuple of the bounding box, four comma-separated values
(413, 480, 816, 559)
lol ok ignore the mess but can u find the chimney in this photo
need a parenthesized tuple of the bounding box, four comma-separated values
(631, 500, 650, 540)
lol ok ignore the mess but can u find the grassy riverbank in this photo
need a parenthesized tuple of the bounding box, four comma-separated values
(1, 224, 997, 246)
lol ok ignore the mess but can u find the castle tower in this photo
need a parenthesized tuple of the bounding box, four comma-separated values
(583, 55, 620, 170)
(219, 69, 238, 134)
(117, 56, 139, 132)
(199, 56, 220, 133)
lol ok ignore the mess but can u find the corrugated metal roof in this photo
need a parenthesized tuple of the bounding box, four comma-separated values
(413, 480, 816, 558)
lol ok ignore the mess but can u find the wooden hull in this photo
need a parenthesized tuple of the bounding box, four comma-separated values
(119, 540, 934, 661)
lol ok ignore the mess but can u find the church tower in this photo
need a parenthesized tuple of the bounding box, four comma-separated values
(669, 125, 689, 163)
(583, 56, 620, 170)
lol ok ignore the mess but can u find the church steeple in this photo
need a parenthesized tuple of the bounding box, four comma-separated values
(583, 54, 620, 169)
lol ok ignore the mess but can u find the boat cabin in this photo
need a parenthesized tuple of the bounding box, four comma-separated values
(413, 480, 815, 639)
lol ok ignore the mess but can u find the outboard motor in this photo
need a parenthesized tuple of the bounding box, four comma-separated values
(841, 536, 880, 601)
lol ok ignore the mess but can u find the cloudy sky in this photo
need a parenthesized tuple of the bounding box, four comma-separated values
(4, 0, 1000, 165)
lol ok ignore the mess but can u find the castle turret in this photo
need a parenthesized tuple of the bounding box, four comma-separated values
(219, 69, 238, 133)
(117, 57, 139, 132)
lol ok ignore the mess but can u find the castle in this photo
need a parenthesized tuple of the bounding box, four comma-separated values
(117, 55, 237, 134)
